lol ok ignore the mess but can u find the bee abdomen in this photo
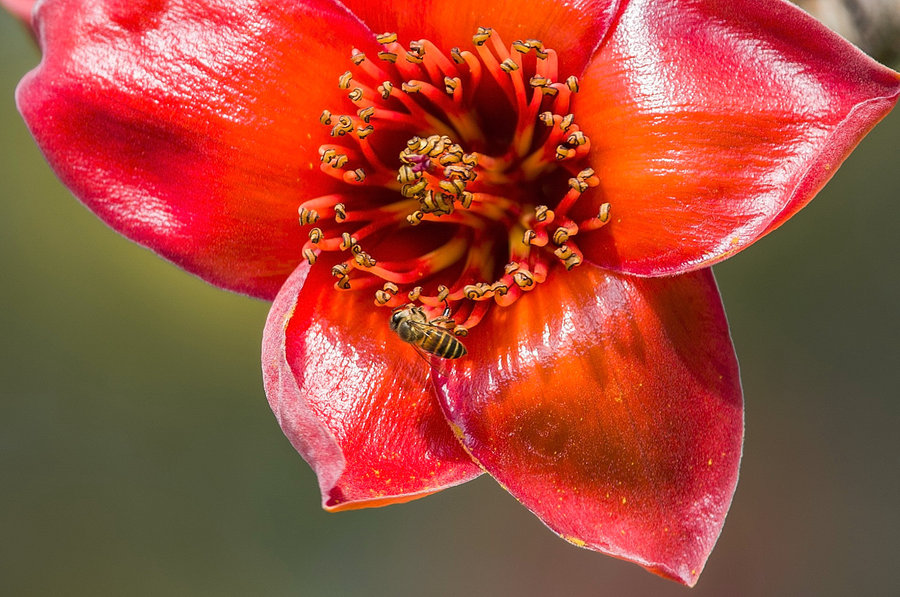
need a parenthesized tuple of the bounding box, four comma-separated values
(422, 328, 467, 359)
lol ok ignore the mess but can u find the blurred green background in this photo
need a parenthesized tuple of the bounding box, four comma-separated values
(2, 13, 898, 597)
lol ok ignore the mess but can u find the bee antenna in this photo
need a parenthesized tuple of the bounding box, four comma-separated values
(441, 299, 451, 319)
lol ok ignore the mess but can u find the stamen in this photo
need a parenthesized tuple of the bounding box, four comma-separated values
(300, 28, 607, 343)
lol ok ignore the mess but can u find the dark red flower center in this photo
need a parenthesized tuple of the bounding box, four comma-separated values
(298, 27, 608, 338)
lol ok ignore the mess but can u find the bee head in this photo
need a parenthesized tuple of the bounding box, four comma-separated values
(389, 308, 406, 332)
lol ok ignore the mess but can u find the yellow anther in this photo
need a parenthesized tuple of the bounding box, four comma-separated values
(357, 125, 374, 139)
(351, 168, 366, 182)
(534, 205, 553, 222)
(404, 136, 423, 151)
(568, 177, 588, 193)
(504, 262, 520, 275)
(401, 81, 423, 93)
(511, 40, 530, 54)
(436, 285, 450, 302)
(598, 202, 611, 223)
(490, 282, 509, 296)
(554, 245, 582, 270)
(577, 167, 595, 179)
(308, 227, 323, 243)
(382, 282, 399, 294)
(439, 179, 466, 195)
(450, 47, 465, 64)
(555, 145, 575, 160)
(540, 85, 559, 97)
(302, 248, 317, 265)
(560, 114, 575, 131)
(331, 263, 350, 277)
(513, 270, 535, 289)
(401, 179, 428, 198)
(350, 50, 366, 65)
(331, 115, 353, 136)
(348, 88, 363, 102)
(357, 106, 375, 123)
(552, 227, 570, 245)
(406, 210, 425, 226)
(460, 191, 474, 209)
(444, 76, 459, 96)
(539, 111, 554, 126)
(375, 32, 398, 44)
(354, 251, 376, 268)
(374, 290, 392, 306)
(334, 203, 347, 221)
(439, 153, 461, 166)
(377, 51, 398, 63)
(421, 134, 450, 156)
(453, 326, 469, 337)
(397, 165, 418, 184)
(298, 207, 320, 225)
(523, 229, 537, 245)
(405, 42, 425, 63)
(526, 39, 548, 59)
(529, 75, 551, 88)
(408, 286, 423, 301)
(340, 232, 356, 251)
(472, 27, 493, 46)
(378, 81, 394, 99)
(319, 110, 332, 125)
(566, 75, 580, 93)
(464, 284, 486, 300)
(499, 58, 519, 73)
(334, 276, 351, 290)
(567, 131, 587, 146)
(338, 71, 353, 89)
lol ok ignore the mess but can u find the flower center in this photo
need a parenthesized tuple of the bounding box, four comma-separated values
(299, 27, 609, 337)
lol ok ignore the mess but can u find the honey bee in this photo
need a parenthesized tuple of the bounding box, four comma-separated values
(389, 304, 467, 359)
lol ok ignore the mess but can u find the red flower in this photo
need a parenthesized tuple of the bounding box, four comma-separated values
(11, 0, 899, 586)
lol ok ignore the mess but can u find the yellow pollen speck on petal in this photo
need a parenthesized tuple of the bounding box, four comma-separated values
(621, 496, 627, 505)
(449, 421, 466, 442)
(708, 458, 714, 466)
(563, 535, 587, 547)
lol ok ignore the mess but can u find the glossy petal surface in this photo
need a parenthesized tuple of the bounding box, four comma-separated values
(434, 265, 742, 585)
(341, 0, 621, 77)
(17, 0, 382, 299)
(263, 262, 481, 511)
(574, 0, 900, 275)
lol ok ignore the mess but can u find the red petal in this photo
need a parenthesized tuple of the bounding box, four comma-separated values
(574, 0, 900, 275)
(433, 265, 742, 585)
(17, 0, 382, 299)
(263, 262, 481, 511)
(340, 0, 622, 77)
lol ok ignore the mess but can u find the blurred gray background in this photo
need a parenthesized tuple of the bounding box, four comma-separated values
(2, 12, 898, 597)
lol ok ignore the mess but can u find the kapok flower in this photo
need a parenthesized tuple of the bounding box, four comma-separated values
(10, 0, 899, 586)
